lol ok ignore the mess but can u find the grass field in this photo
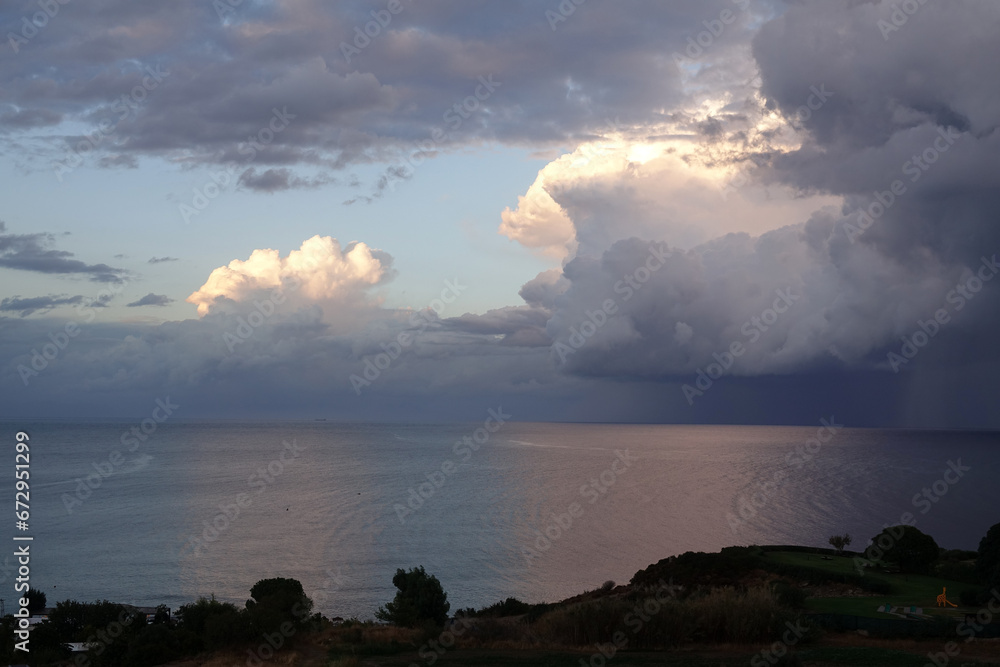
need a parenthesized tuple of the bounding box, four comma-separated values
(763, 551, 975, 619)
(322, 646, 1000, 667)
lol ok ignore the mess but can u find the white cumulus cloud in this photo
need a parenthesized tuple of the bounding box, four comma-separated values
(187, 235, 395, 316)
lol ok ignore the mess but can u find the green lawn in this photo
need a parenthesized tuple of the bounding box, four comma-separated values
(329, 646, 999, 667)
(763, 551, 975, 619)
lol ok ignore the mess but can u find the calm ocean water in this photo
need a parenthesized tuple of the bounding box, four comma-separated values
(2, 421, 998, 619)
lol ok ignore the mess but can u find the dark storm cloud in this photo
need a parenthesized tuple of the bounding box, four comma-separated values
(443, 306, 553, 347)
(0, 294, 86, 317)
(0, 107, 62, 129)
(0, 0, 764, 186)
(0, 221, 127, 283)
(748, 1, 1000, 346)
(126, 293, 174, 307)
(753, 0, 1000, 240)
(527, 0, 1000, 425)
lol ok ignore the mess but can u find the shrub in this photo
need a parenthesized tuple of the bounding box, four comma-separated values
(936, 560, 982, 585)
(771, 579, 808, 609)
(631, 548, 758, 589)
(534, 597, 635, 646)
(688, 585, 789, 644)
(533, 585, 789, 648)
(960, 588, 986, 606)
(475, 597, 534, 618)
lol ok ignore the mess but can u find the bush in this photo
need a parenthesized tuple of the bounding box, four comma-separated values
(464, 616, 525, 642)
(688, 585, 790, 644)
(122, 624, 197, 666)
(631, 548, 759, 590)
(977, 522, 1000, 590)
(533, 584, 791, 648)
(176, 595, 254, 652)
(960, 587, 986, 606)
(375, 566, 450, 627)
(534, 597, 639, 647)
(474, 597, 534, 618)
(771, 579, 808, 609)
(936, 560, 982, 585)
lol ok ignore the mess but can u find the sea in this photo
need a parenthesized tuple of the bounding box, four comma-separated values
(2, 421, 998, 619)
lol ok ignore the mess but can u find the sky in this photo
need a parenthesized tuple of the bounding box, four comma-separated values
(1, 0, 999, 426)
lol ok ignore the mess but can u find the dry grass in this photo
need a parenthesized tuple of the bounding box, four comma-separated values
(531, 584, 791, 649)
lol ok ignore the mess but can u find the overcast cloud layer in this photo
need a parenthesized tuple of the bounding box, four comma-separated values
(2, 0, 999, 427)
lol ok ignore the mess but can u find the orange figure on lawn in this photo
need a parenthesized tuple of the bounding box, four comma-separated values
(936, 587, 957, 608)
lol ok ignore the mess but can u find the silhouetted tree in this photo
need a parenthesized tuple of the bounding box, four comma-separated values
(25, 586, 46, 614)
(977, 522, 1000, 589)
(866, 525, 939, 573)
(376, 566, 450, 627)
(828, 533, 852, 555)
(246, 577, 313, 636)
(176, 595, 243, 649)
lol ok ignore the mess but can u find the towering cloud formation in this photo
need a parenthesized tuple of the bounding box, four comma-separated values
(501, 0, 1000, 406)
(187, 235, 395, 316)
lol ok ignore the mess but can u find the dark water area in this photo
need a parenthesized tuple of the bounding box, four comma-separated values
(3, 421, 997, 618)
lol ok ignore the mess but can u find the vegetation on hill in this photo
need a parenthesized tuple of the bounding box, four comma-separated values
(3, 522, 999, 666)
